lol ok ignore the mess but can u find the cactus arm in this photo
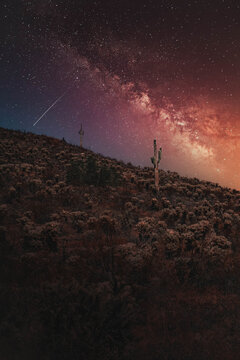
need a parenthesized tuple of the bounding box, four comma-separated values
(151, 140, 162, 191)
(153, 139, 157, 158)
(158, 148, 162, 163)
(151, 157, 155, 166)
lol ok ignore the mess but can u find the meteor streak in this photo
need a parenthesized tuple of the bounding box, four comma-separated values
(33, 86, 72, 127)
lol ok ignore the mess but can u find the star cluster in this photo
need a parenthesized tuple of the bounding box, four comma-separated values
(1, 0, 240, 188)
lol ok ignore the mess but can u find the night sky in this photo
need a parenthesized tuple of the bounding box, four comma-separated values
(1, 0, 240, 189)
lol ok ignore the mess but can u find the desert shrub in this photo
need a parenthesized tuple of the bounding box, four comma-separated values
(187, 211, 196, 223)
(66, 161, 84, 185)
(98, 215, 116, 239)
(42, 164, 56, 181)
(84, 156, 98, 185)
(181, 231, 195, 251)
(151, 197, 159, 210)
(29, 199, 55, 224)
(136, 220, 151, 241)
(164, 229, 180, 258)
(136, 218, 155, 242)
(124, 201, 135, 213)
(161, 197, 171, 208)
(29, 179, 43, 193)
(98, 165, 111, 185)
(98, 165, 120, 186)
(204, 235, 232, 263)
(188, 220, 211, 241)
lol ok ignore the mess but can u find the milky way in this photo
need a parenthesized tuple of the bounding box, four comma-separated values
(1, 0, 240, 188)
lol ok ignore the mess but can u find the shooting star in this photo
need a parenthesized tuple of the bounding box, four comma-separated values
(33, 86, 73, 127)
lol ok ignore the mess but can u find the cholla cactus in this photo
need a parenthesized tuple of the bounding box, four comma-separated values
(78, 124, 84, 147)
(151, 139, 162, 190)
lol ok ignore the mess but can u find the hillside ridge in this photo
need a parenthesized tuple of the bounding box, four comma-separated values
(0, 126, 237, 192)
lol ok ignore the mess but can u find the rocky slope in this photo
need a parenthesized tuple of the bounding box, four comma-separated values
(1, 127, 240, 360)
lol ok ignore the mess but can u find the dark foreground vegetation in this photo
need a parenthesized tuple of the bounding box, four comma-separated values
(1, 127, 240, 360)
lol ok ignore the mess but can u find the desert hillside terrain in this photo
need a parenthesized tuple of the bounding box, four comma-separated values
(1, 127, 240, 360)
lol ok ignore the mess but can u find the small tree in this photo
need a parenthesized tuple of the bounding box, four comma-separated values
(84, 156, 98, 185)
(98, 166, 111, 186)
(66, 161, 84, 186)
(109, 166, 121, 186)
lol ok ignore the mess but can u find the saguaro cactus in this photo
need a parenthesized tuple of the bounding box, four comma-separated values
(151, 139, 162, 190)
(78, 124, 84, 147)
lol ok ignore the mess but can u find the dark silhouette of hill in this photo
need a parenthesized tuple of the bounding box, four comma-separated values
(1, 126, 240, 360)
